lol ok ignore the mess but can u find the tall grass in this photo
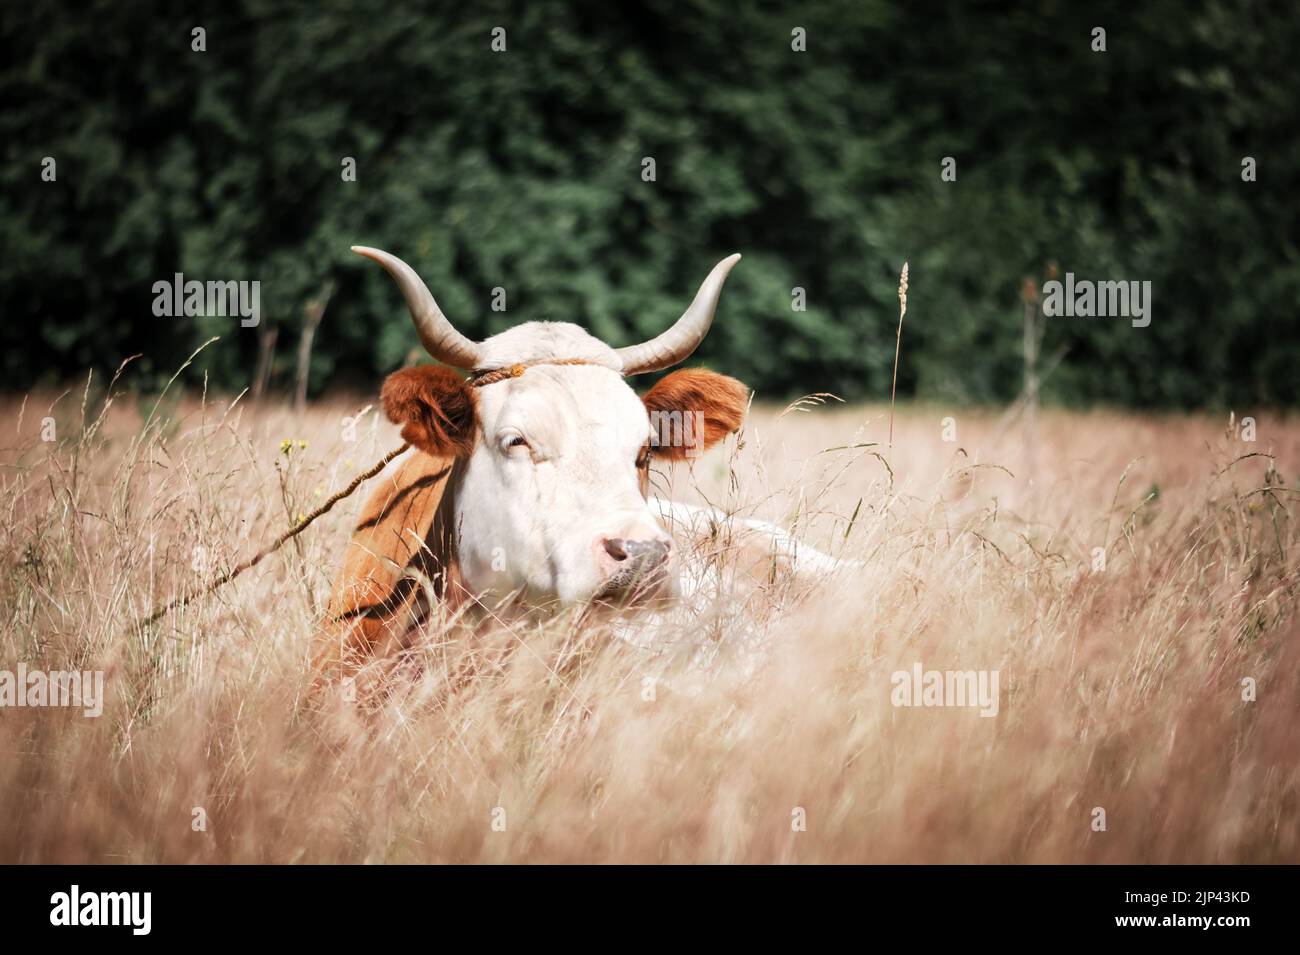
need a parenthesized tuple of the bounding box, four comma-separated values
(1, 386, 1297, 863)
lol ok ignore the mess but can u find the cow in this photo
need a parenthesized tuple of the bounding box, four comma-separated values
(314, 246, 838, 686)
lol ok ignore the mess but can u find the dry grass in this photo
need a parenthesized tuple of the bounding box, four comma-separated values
(1, 384, 1297, 863)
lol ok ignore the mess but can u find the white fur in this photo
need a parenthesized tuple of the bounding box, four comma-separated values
(453, 323, 669, 604)
(396, 320, 850, 607)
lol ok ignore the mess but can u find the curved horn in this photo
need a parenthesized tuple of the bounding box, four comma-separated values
(352, 246, 482, 369)
(615, 253, 742, 375)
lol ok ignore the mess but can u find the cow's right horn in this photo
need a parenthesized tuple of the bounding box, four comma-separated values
(352, 246, 482, 369)
(615, 254, 742, 375)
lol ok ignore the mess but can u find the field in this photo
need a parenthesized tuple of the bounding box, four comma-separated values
(1, 385, 1297, 863)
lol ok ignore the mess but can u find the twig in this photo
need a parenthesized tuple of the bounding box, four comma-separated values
(135, 442, 410, 628)
(987, 344, 1069, 446)
(295, 279, 335, 413)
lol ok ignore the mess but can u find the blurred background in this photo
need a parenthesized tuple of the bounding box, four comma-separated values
(2, 0, 1296, 407)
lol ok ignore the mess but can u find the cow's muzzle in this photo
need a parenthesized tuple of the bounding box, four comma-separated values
(595, 536, 673, 604)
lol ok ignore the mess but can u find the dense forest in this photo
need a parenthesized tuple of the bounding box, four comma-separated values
(2, 0, 1296, 406)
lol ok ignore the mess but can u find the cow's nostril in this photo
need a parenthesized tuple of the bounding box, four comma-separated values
(603, 537, 672, 566)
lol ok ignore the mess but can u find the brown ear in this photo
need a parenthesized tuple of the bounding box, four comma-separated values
(642, 369, 749, 460)
(381, 365, 476, 457)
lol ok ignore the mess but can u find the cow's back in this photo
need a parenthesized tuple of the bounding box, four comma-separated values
(313, 448, 461, 684)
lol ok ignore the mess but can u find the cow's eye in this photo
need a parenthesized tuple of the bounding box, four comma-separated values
(501, 434, 530, 453)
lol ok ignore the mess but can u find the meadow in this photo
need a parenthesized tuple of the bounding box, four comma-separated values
(1, 383, 1296, 863)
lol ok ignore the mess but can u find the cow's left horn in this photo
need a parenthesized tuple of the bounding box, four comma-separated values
(352, 246, 482, 369)
(615, 253, 742, 375)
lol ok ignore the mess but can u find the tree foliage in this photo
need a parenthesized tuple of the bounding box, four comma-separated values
(2, 0, 1296, 406)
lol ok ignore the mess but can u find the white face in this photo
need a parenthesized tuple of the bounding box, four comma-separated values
(453, 325, 675, 605)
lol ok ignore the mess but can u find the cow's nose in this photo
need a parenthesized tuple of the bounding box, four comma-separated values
(603, 536, 671, 567)
(594, 532, 674, 603)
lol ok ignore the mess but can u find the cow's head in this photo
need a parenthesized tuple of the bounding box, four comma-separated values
(360, 246, 748, 606)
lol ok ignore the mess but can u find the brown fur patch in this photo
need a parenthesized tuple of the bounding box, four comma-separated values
(381, 365, 477, 458)
(641, 369, 749, 460)
(313, 451, 466, 690)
